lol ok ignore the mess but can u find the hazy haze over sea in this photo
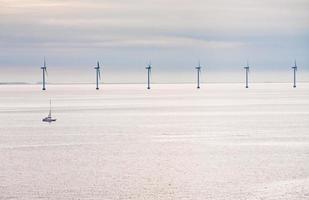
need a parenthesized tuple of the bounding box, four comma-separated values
(0, 83, 308, 199)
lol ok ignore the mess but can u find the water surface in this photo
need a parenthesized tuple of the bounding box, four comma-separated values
(0, 83, 309, 199)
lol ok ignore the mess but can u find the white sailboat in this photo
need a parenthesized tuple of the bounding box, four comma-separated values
(42, 100, 56, 123)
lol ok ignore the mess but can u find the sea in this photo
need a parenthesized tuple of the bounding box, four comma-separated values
(0, 83, 308, 199)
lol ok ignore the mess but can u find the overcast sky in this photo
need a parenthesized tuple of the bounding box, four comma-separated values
(0, 0, 308, 83)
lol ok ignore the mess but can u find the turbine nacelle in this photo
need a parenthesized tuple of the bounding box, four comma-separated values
(146, 65, 152, 70)
(94, 61, 101, 80)
(94, 61, 100, 69)
(196, 66, 201, 80)
(146, 65, 152, 76)
(244, 60, 250, 71)
(146, 61, 152, 69)
(292, 60, 297, 71)
(244, 66, 250, 72)
(41, 57, 47, 73)
(196, 60, 202, 68)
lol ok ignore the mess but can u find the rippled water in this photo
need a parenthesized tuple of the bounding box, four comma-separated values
(0, 83, 309, 199)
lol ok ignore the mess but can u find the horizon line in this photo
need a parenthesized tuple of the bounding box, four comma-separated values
(1, 81, 308, 85)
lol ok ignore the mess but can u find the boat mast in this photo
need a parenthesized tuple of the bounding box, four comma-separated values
(49, 100, 51, 117)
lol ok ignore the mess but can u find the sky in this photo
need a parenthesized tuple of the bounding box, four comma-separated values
(0, 0, 308, 83)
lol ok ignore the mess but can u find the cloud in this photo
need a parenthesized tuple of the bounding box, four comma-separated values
(0, 0, 308, 82)
(1, 0, 308, 45)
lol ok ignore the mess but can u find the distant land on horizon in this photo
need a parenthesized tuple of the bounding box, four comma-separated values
(1, 81, 308, 85)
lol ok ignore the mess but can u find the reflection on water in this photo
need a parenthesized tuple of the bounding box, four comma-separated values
(0, 83, 309, 199)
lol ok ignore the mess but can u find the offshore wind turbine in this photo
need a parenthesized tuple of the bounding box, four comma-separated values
(41, 57, 48, 90)
(244, 60, 250, 88)
(94, 61, 101, 90)
(195, 61, 202, 89)
(292, 60, 298, 88)
(146, 61, 152, 89)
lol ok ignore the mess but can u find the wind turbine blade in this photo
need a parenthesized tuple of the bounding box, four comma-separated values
(98, 69, 101, 80)
(45, 68, 48, 76)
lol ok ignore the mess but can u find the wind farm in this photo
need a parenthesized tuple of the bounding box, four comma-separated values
(35, 59, 303, 90)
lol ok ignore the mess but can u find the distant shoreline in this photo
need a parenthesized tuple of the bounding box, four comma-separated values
(1, 82, 308, 85)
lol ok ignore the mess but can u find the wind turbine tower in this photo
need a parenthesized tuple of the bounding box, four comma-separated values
(94, 61, 101, 90)
(244, 61, 250, 88)
(292, 60, 298, 88)
(195, 61, 202, 89)
(146, 62, 152, 89)
(41, 58, 47, 90)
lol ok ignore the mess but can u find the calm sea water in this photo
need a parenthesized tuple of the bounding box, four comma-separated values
(0, 83, 309, 199)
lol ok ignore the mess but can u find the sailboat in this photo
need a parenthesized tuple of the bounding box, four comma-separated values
(42, 100, 56, 123)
